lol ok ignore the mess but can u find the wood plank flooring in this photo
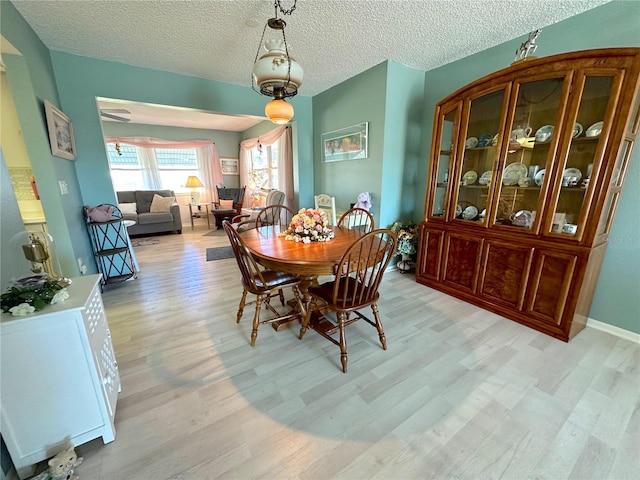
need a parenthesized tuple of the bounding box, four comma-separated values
(70, 224, 639, 479)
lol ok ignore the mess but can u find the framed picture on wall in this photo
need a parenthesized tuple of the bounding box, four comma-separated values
(321, 122, 368, 163)
(221, 158, 239, 175)
(44, 100, 76, 160)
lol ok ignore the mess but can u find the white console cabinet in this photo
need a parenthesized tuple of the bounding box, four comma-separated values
(0, 275, 120, 479)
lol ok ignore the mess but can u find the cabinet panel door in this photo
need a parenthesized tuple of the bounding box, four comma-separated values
(478, 240, 533, 310)
(525, 249, 578, 326)
(416, 227, 443, 281)
(442, 233, 482, 293)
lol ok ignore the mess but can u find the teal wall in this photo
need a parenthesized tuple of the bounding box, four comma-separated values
(313, 62, 387, 220)
(419, 1, 640, 333)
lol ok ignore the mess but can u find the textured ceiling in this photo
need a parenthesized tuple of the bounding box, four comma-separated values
(10, 0, 611, 129)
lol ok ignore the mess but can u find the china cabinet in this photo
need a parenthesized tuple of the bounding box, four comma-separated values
(417, 48, 640, 341)
(0, 275, 120, 479)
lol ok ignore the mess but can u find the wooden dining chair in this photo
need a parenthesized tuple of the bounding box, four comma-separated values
(298, 228, 398, 372)
(222, 221, 303, 346)
(338, 207, 374, 233)
(314, 194, 337, 226)
(256, 205, 295, 229)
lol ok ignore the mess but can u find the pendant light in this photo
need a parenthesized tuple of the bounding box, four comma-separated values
(252, 0, 303, 124)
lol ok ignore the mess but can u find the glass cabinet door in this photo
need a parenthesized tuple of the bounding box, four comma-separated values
(454, 89, 506, 224)
(550, 75, 617, 237)
(492, 77, 566, 230)
(430, 106, 458, 218)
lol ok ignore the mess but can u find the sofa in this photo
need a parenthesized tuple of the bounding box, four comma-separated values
(116, 190, 182, 236)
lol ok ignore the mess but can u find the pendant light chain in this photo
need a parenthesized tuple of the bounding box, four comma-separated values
(275, 0, 297, 16)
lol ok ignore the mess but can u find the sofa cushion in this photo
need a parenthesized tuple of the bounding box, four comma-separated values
(135, 190, 173, 213)
(117, 191, 136, 204)
(150, 194, 174, 213)
(137, 212, 174, 224)
(122, 212, 138, 222)
(119, 202, 137, 214)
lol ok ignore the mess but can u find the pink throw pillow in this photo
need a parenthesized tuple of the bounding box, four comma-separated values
(219, 199, 234, 210)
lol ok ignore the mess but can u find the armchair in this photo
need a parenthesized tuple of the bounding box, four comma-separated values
(212, 186, 245, 227)
(233, 189, 286, 232)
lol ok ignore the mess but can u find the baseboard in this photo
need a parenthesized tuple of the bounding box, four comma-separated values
(587, 317, 640, 344)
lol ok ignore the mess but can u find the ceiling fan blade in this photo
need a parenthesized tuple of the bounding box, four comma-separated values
(100, 111, 130, 122)
(100, 108, 130, 114)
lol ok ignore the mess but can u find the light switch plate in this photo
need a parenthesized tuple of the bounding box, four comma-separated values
(58, 180, 68, 195)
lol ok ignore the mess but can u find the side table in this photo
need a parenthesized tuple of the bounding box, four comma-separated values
(188, 202, 214, 230)
(123, 220, 140, 272)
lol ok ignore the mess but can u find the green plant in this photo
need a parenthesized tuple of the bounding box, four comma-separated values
(1, 274, 69, 316)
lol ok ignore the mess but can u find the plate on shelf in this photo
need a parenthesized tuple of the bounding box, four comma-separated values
(502, 163, 528, 185)
(534, 168, 546, 186)
(477, 134, 493, 147)
(455, 204, 463, 217)
(465, 137, 478, 148)
(563, 167, 582, 182)
(534, 125, 554, 143)
(462, 204, 479, 220)
(572, 123, 583, 138)
(586, 121, 603, 137)
(462, 170, 478, 185)
(479, 170, 492, 185)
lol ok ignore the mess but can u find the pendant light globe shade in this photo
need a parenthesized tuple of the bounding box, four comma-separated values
(253, 39, 303, 97)
(265, 98, 294, 124)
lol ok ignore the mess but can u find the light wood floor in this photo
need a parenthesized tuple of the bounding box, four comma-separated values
(72, 223, 638, 479)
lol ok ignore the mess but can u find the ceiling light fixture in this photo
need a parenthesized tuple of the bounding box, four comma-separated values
(252, 0, 303, 124)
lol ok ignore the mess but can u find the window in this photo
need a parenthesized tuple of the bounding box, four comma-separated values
(107, 143, 198, 192)
(250, 144, 278, 189)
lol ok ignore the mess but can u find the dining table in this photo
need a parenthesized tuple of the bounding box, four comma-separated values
(239, 224, 366, 330)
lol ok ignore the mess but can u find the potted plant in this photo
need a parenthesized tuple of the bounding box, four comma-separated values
(389, 220, 419, 273)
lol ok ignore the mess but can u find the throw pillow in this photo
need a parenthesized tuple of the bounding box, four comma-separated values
(219, 199, 234, 210)
(149, 194, 174, 213)
(118, 202, 137, 214)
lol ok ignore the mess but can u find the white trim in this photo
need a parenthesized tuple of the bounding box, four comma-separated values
(587, 317, 640, 344)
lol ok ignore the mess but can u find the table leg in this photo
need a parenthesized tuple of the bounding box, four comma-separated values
(271, 275, 315, 331)
(189, 204, 195, 230)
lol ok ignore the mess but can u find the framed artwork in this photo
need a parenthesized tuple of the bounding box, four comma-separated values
(221, 158, 239, 175)
(321, 122, 368, 163)
(44, 100, 76, 160)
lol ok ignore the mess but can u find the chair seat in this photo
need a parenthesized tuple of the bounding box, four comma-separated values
(308, 278, 380, 311)
(252, 269, 300, 290)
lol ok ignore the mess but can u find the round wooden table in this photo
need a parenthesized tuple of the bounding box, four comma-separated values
(240, 225, 365, 329)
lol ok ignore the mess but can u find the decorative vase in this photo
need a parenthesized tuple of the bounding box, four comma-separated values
(397, 253, 415, 273)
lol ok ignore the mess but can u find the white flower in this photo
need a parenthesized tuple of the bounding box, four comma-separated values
(9, 303, 36, 316)
(50, 288, 70, 305)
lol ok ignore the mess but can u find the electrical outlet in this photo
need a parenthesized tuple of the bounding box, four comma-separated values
(77, 257, 87, 275)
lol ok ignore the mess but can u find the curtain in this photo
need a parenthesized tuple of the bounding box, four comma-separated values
(136, 146, 162, 189)
(105, 137, 223, 200)
(239, 125, 293, 208)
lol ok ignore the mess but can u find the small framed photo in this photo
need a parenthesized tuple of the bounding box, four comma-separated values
(221, 158, 239, 175)
(321, 122, 368, 163)
(44, 100, 76, 160)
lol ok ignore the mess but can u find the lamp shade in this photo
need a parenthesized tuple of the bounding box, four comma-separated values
(185, 176, 204, 188)
(265, 99, 294, 124)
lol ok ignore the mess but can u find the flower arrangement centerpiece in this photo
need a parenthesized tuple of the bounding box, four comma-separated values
(389, 220, 420, 272)
(280, 208, 335, 243)
(0, 273, 70, 316)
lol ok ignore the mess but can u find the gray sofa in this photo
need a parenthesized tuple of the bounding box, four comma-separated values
(116, 190, 182, 236)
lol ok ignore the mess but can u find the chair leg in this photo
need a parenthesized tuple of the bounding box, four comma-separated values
(371, 303, 387, 350)
(237, 289, 248, 323)
(298, 298, 314, 340)
(278, 288, 285, 306)
(251, 295, 264, 346)
(338, 312, 348, 373)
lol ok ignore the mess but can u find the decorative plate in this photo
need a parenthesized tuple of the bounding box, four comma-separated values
(462, 204, 479, 220)
(478, 170, 492, 185)
(534, 168, 546, 186)
(465, 137, 478, 148)
(534, 125, 554, 143)
(455, 204, 463, 217)
(563, 167, 583, 182)
(502, 163, 528, 185)
(586, 121, 603, 137)
(462, 170, 478, 185)
(572, 123, 583, 138)
(477, 134, 493, 147)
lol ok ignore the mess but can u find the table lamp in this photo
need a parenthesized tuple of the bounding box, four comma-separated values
(185, 175, 204, 204)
